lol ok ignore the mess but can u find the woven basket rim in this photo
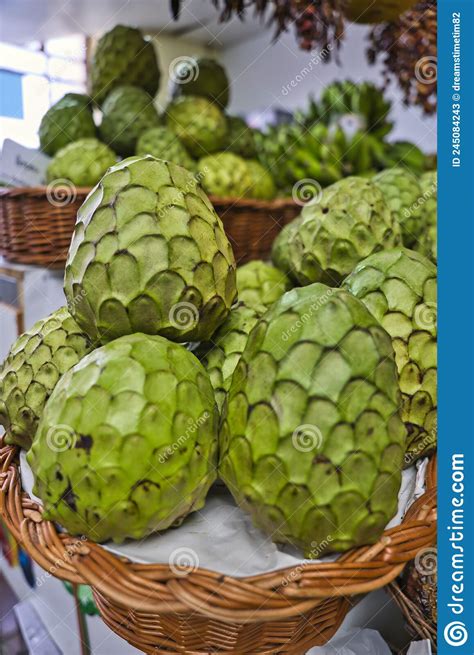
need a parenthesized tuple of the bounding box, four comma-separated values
(0, 438, 437, 620)
(0, 186, 92, 198)
(0, 185, 296, 208)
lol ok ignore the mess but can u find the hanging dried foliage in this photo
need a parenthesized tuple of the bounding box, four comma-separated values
(367, 1, 437, 114)
(171, 1, 347, 57)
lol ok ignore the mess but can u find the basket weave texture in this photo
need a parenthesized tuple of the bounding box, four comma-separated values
(0, 187, 299, 268)
(0, 441, 436, 655)
(0, 187, 88, 267)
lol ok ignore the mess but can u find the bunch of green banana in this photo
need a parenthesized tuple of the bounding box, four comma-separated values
(256, 122, 342, 193)
(330, 126, 388, 177)
(297, 80, 393, 139)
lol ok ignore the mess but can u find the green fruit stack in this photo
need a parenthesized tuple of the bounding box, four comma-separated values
(200, 302, 264, 411)
(166, 96, 228, 158)
(416, 172, 437, 261)
(3, 32, 436, 557)
(283, 177, 402, 286)
(197, 152, 251, 198)
(99, 85, 159, 156)
(236, 261, 291, 308)
(39, 94, 96, 156)
(343, 248, 437, 463)
(135, 126, 195, 170)
(220, 284, 406, 556)
(46, 138, 117, 187)
(0, 307, 93, 450)
(373, 168, 423, 248)
(171, 57, 230, 109)
(89, 24, 160, 105)
(64, 156, 237, 344)
(28, 333, 218, 542)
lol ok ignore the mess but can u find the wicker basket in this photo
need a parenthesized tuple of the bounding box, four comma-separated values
(0, 440, 436, 655)
(0, 186, 89, 268)
(209, 196, 299, 263)
(0, 187, 299, 268)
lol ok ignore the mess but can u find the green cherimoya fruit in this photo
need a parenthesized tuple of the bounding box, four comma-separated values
(28, 333, 218, 543)
(416, 172, 437, 262)
(90, 25, 160, 106)
(288, 177, 402, 286)
(220, 284, 406, 556)
(64, 156, 237, 344)
(271, 217, 302, 279)
(46, 138, 117, 187)
(373, 168, 423, 248)
(237, 261, 291, 308)
(224, 116, 257, 158)
(135, 126, 195, 170)
(166, 96, 227, 158)
(200, 302, 264, 410)
(99, 85, 159, 156)
(0, 307, 93, 450)
(39, 94, 96, 156)
(343, 248, 437, 464)
(245, 160, 277, 200)
(171, 57, 229, 109)
(197, 152, 251, 198)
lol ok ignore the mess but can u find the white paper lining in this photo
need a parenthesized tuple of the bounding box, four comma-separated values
(20, 453, 427, 577)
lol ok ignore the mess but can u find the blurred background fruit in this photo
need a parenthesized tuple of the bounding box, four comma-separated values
(46, 138, 117, 187)
(90, 24, 160, 105)
(39, 94, 96, 156)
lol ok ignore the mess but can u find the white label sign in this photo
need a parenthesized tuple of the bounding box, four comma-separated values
(0, 139, 50, 187)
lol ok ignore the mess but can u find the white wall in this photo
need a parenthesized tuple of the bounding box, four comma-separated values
(151, 35, 216, 111)
(221, 23, 437, 151)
